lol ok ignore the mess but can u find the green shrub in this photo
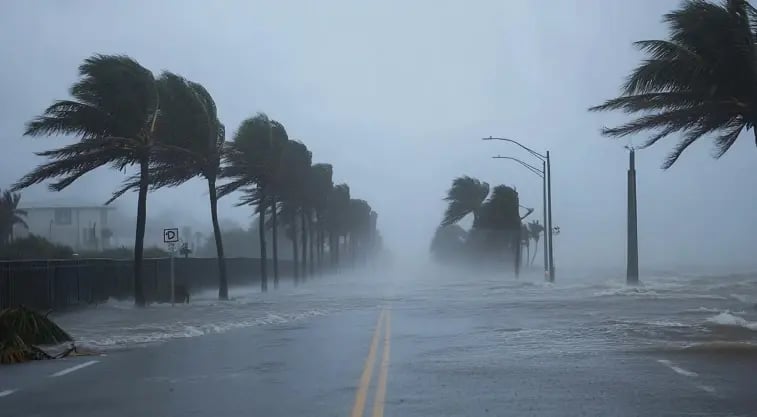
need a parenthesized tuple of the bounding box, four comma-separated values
(0, 235, 74, 260)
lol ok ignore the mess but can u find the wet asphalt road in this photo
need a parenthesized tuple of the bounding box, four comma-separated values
(1, 307, 756, 416)
(2, 268, 757, 417)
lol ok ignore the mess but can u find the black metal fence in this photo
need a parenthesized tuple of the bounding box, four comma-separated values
(0, 257, 293, 310)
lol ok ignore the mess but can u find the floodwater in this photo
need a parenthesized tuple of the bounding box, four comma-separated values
(55, 263, 757, 358)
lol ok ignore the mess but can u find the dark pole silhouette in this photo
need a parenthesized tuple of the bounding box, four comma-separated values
(542, 160, 548, 278)
(485, 136, 555, 281)
(626, 147, 639, 284)
(546, 151, 554, 282)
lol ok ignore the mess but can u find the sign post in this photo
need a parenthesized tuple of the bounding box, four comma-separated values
(163, 228, 179, 306)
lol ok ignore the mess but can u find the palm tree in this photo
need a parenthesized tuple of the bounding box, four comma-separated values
(347, 198, 372, 265)
(275, 139, 312, 284)
(13, 54, 158, 306)
(309, 164, 333, 274)
(527, 220, 545, 266)
(219, 113, 285, 292)
(475, 185, 522, 274)
(117, 72, 230, 299)
(0, 191, 27, 244)
(327, 183, 351, 268)
(441, 176, 490, 226)
(590, 0, 757, 168)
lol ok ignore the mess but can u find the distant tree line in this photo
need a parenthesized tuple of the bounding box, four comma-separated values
(7, 54, 381, 306)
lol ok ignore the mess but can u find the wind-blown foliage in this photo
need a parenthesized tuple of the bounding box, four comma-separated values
(527, 220, 545, 266)
(327, 183, 351, 268)
(12, 55, 382, 300)
(590, 0, 757, 168)
(219, 114, 288, 291)
(13, 54, 159, 307)
(442, 176, 490, 226)
(0, 190, 27, 244)
(435, 177, 523, 272)
(115, 72, 231, 299)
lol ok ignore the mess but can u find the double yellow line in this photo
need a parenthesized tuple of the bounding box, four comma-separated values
(350, 307, 392, 417)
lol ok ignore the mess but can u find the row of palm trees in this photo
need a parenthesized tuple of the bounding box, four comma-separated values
(431, 176, 531, 272)
(10, 54, 380, 306)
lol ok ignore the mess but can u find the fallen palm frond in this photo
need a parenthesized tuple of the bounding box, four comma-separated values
(0, 306, 72, 345)
(0, 306, 76, 364)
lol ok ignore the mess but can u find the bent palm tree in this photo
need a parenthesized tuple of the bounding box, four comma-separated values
(310, 163, 333, 273)
(219, 114, 285, 291)
(590, 0, 757, 168)
(527, 220, 545, 266)
(118, 72, 230, 299)
(13, 54, 158, 306)
(0, 191, 27, 245)
(442, 176, 490, 226)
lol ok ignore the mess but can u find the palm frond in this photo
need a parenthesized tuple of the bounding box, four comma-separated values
(590, 0, 757, 168)
(441, 176, 489, 226)
(13, 137, 142, 192)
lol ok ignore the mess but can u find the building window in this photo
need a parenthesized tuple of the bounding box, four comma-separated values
(54, 208, 72, 225)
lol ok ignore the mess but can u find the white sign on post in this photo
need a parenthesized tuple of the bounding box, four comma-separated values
(163, 228, 179, 243)
(163, 228, 179, 306)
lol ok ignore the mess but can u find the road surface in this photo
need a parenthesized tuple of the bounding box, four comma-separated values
(2, 266, 757, 416)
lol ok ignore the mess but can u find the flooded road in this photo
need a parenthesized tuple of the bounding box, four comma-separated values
(3, 263, 757, 416)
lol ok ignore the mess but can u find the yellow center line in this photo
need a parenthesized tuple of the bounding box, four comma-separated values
(350, 308, 386, 417)
(371, 309, 391, 417)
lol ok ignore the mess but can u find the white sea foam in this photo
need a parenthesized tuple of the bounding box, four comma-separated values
(71, 309, 327, 350)
(705, 312, 757, 331)
(657, 359, 698, 377)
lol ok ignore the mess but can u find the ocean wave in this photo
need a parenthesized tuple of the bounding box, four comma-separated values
(71, 309, 327, 350)
(705, 312, 757, 331)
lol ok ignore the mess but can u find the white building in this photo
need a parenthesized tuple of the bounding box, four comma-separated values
(14, 204, 116, 251)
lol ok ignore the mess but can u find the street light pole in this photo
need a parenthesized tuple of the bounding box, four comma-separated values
(546, 151, 554, 282)
(485, 136, 555, 281)
(542, 159, 548, 278)
(492, 155, 548, 278)
(626, 147, 639, 285)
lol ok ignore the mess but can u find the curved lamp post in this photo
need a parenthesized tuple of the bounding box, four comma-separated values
(484, 136, 555, 282)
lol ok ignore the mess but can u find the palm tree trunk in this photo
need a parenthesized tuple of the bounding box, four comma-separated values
(316, 221, 322, 273)
(292, 220, 299, 284)
(531, 238, 539, 266)
(271, 197, 279, 289)
(258, 196, 268, 292)
(308, 214, 315, 276)
(526, 242, 530, 269)
(208, 178, 228, 300)
(300, 209, 307, 280)
(133, 157, 149, 307)
(335, 233, 340, 268)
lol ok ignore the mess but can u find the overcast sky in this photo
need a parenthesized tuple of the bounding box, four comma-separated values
(2, 1, 757, 271)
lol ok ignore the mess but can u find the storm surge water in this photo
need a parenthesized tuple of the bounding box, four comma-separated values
(52, 264, 757, 358)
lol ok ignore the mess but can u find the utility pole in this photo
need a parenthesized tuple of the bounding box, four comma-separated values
(626, 147, 639, 284)
(546, 151, 554, 282)
(542, 160, 549, 278)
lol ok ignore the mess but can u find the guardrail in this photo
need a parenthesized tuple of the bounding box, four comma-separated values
(0, 257, 294, 310)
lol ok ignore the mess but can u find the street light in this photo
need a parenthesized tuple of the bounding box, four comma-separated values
(625, 145, 639, 285)
(483, 136, 555, 282)
(491, 155, 549, 279)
